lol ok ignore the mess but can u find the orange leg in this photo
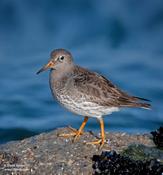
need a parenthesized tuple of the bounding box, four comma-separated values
(86, 118, 105, 148)
(59, 116, 89, 141)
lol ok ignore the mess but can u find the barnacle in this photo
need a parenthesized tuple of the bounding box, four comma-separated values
(151, 127, 163, 149)
(92, 151, 163, 175)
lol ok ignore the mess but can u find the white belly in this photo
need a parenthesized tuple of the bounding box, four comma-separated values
(56, 94, 119, 119)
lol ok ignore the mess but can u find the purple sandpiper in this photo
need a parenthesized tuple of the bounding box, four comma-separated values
(37, 48, 151, 148)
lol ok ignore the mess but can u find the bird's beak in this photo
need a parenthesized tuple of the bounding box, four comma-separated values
(36, 60, 55, 74)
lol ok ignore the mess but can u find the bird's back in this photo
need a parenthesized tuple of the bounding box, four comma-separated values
(70, 65, 151, 109)
(49, 65, 150, 117)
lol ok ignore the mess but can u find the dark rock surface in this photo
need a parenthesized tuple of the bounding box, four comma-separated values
(151, 127, 163, 149)
(92, 150, 163, 175)
(0, 127, 162, 175)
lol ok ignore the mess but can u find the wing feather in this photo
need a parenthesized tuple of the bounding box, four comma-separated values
(72, 66, 151, 108)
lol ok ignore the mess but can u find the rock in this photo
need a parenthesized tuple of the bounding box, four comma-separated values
(0, 127, 162, 175)
(151, 127, 163, 149)
(92, 150, 163, 175)
(122, 144, 163, 162)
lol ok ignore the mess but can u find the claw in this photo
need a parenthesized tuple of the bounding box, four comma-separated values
(67, 126, 83, 135)
(86, 139, 105, 149)
(58, 127, 83, 140)
(58, 117, 89, 142)
(58, 132, 77, 138)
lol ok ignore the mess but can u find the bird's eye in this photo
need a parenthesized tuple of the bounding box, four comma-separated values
(58, 56, 64, 62)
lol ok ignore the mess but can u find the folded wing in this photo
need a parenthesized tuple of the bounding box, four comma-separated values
(72, 66, 151, 109)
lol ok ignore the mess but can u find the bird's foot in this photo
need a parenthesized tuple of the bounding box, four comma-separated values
(58, 126, 83, 141)
(86, 139, 105, 149)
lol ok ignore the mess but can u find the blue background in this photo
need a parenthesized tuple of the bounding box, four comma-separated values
(0, 0, 163, 143)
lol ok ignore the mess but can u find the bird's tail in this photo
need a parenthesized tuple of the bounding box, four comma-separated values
(119, 96, 151, 109)
(131, 96, 151, 109)
(132, 102, 151, 109)
(132, 96, 151, 102)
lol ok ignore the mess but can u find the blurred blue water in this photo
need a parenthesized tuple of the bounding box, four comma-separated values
(0, 0, 163, 143)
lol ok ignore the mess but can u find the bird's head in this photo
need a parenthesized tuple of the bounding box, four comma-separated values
(36, 48, 73, 74)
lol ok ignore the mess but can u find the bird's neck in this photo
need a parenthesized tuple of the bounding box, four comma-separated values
(49, 65, 75, 94)
(50, 64, 74, 82)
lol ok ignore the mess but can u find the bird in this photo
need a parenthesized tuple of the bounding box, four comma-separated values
(36, 48, 151, 148)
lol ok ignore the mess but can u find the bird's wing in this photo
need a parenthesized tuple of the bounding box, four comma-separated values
(72, 66, 151, 108)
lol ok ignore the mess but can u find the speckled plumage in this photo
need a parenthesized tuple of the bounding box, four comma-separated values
(37, 48, 151, 147)
(49, 61, 150, 119)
